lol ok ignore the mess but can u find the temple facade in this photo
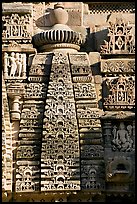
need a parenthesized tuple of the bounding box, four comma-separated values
(2, 2, 135, 202)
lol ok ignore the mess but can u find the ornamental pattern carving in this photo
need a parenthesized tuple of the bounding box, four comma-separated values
(3, 52, 26, 79)
(41, 52, 80, 191)
(16, 165, 40, 192)
(112, 122, 133, 152)
(100, 18, 135, 54)
(69, 53, 92, 76)
(81, 145, 104, 159)
(104, 76, 135, 109)
(24, 83, 47, 99)
(74, 83, 96, 99)
(2, 13, 31, 43)
(81, 160, 105, 190)
(16, 146, 40, 159)
(77, 108, 103, 118)
(101, 59, 135, 73)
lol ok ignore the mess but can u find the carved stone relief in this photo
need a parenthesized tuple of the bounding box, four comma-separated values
(16, 164, 40, 192)
(81, 160, 105, 190)
(2, 13, 32, 43)
(3, 52, 26, 79)
(101, 59, 135, 74)
(24, 83, 47, 99)
(111, 122, 133, 152)
(100, 17, 135, 54)
(41, 52, 80, 191)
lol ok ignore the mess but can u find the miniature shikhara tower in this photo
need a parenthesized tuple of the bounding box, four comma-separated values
(15, 2, 100, 193)
(2, 2, 135, 202)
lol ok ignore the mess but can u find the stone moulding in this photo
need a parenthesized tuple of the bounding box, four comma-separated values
(37, 43, 80, 52)
(101, 111, 135, 120)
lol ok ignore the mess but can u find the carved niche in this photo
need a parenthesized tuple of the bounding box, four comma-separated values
(111, 121, 133, 152)
(100, 17, 135, 54)
(103, 76, 135, 110)
(3, 52, 26, 79)
(106, 156, 133, 183)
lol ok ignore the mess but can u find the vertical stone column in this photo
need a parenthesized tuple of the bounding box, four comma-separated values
(10, 95, 21, 120)
(3, 52, 8, 78)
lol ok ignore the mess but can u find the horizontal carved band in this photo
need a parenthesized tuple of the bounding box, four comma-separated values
(101, 59, 135, 73)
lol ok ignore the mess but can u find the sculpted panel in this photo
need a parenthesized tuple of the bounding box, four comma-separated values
(3, 52, 26, 79)
(24, 83, 47, 98)
(112, 122, 133, 152)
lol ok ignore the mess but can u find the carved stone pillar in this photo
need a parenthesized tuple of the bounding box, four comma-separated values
(102, 121, 112, 148)
(7, 84, 25, 121)
(10, 95, 21, 120)
(3, 52, 8, 78)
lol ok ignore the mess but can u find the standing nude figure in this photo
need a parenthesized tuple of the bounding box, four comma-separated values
(9, 52, 22, 77)
(16, 53, 22, 77)
(10, 52, 17, 77)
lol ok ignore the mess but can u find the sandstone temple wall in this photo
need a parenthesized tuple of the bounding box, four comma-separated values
(2, 2, 135, 202)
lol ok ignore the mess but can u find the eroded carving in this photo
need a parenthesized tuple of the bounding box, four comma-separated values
(112, 122, 133, 151)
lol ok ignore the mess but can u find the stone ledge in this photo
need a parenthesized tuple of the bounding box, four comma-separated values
(2, 3, 32, 14)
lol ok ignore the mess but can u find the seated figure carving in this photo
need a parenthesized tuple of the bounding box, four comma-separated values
(112, 122, 133, 151)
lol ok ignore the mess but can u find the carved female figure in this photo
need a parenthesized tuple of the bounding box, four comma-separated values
(16, 53, 22, 76)
(10, 52, 17, 76)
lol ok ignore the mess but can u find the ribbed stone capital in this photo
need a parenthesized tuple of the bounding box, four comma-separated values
(32, 2, 84, 52)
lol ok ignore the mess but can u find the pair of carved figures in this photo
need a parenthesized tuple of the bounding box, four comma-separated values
(112, 122, 133, 151)
(9, 52, 22, 77)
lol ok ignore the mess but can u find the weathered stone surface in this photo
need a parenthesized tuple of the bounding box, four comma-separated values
(2, 1, 135, 202)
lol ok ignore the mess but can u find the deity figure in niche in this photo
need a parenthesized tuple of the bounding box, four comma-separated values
(112, 122, 133, 151)
(117, 85, 126, 102)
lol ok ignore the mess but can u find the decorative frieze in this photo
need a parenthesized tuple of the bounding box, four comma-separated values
(81, 145, 104, 159)
(2, 13, 32, 43)
(74, 83, 97, 99)
(101, 59, 135, 74)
